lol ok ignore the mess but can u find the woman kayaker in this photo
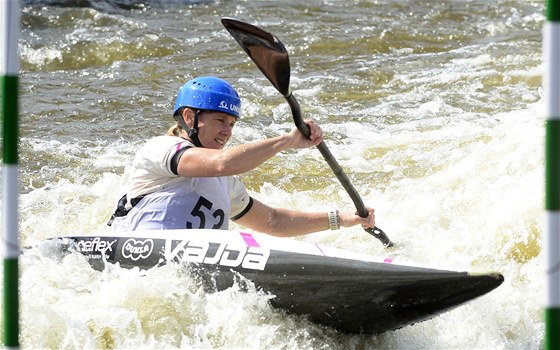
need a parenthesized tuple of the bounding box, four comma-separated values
(108, 76, 375, 236)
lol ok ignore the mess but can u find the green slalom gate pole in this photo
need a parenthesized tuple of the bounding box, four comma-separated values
(545, 1, 560, 349)
(1, 0, 20, 349)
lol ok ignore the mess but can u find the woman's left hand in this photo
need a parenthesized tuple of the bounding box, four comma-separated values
(339, 207, 375, 229)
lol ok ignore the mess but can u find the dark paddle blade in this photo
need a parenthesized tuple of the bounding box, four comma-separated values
(221, 17, 291, 96)
(366, 227, 392, 247)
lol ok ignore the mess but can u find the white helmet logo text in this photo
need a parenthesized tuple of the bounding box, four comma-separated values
(219, 100, 240, 115)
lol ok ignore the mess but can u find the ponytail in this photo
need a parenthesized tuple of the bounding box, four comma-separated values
(167, 124, 182, 136)
(168, 106, 187, 136)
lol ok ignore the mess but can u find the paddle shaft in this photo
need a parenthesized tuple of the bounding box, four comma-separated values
(286, 94, 393, 247)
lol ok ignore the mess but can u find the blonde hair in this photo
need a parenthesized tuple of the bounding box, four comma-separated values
(167, 123, 182, 137)
(168, 106, 192, 136)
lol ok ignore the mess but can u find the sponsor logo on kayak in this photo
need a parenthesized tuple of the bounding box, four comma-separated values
(75, 237, 117, 261)
(164, 239, 270, 270)
(76, 237, 117, 253)
(122, 238, 154, 261)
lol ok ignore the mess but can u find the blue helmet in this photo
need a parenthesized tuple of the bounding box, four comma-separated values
(173, 76, 241, 119)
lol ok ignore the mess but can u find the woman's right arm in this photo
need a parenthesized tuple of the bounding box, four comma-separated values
(176, 120, 323, 178)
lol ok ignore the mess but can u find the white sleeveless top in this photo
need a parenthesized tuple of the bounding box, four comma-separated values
(111, 135, 251, 231)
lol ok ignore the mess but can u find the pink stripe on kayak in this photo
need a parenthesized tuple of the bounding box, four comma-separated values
(384, 257, 394, 264)
(240, 232, 260, 247)
(314, 243, 326, 256)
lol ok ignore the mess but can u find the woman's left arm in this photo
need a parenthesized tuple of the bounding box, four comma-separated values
(235, 198, 375, 237)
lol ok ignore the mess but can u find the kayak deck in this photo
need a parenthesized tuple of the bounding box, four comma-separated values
(49, 229, 504, 334)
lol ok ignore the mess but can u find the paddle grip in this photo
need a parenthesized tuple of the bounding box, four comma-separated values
(286, 94, 393, 247)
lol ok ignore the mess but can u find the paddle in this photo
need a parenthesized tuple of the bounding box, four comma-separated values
(222, 18, 393, 247)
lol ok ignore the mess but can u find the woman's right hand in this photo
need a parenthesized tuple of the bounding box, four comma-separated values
(288, 119, 324, 149)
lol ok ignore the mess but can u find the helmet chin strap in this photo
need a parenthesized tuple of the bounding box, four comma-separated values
(175, 109, 204, 148)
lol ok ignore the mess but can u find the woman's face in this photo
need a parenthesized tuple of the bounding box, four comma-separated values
(194, 111, 237, 149)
